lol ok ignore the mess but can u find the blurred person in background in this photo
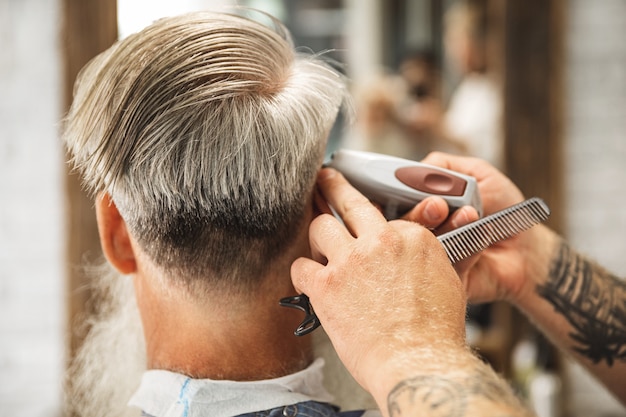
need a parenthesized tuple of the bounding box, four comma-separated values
(438, 1, 503, 168)
(349, 1, 502, 170)
(350, 49, 466, 161)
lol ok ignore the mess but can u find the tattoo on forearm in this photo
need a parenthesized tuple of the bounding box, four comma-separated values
(538, 241, 626, 365)
(388, 376, 466, 417)
(387, 367, 522, 417)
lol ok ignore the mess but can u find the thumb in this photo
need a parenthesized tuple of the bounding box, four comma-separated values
(290, 257, 324, 295)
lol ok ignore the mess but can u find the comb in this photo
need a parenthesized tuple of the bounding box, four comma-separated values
(439, 197, 550, 263)
(280, 197, 550, 336)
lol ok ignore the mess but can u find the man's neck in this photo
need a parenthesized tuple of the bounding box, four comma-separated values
(134, 272, 313, 381)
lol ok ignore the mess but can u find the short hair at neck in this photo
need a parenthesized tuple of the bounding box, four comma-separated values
(63, 11, 348, 293)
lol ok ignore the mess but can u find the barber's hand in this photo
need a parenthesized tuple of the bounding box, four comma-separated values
(292, 168, 467, 393)
(409, 152, 553, 306)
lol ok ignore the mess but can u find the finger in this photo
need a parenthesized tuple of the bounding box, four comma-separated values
(449, 206, 480, 228)
(421, 152, 483, 177)
(421, 151, 455, 170)
(316, 168, 387, 236)
(436, 206, 480, 235)
(315, 173, 385, 217)
(402, 196, 450, 229)
(313, 184, 332, 216)
(308, 213, 353, 264)
(291, 256, 325, 295)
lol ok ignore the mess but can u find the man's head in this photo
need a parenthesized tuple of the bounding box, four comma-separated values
(64, 11, 347, 295)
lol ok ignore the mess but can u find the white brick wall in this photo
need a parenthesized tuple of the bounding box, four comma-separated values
(564, 1, 626, 416)
(565, 0, 626, 272)
(0, 0, 65, 416)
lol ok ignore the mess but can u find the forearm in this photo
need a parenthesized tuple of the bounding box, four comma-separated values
(514, 228, 626, 404)
(366, 345, 534, 417)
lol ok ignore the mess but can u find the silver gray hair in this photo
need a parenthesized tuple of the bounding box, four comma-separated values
(63, 11, 349, 290)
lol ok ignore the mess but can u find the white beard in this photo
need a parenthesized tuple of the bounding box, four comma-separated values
(64, 262, 146, 417)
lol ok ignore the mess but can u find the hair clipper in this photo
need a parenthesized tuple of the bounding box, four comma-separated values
(324, 149, 483, 219)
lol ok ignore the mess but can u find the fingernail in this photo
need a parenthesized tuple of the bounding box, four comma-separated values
(451, 208, 472, 228)
(318, 167, 336, 180)
(424, 200, 441, 222)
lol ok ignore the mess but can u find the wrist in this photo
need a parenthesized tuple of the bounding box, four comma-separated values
(513, 225, 561, 309)
(361, 342, 470, 407)
(364, 344, 530, 417)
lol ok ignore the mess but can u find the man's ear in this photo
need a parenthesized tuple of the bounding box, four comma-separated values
(95, 193, 137, 274)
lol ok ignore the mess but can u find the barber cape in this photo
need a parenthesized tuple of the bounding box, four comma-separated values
(129, 358, 381, 417)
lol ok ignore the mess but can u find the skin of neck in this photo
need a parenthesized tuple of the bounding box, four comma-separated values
(131, 208, 316, 381)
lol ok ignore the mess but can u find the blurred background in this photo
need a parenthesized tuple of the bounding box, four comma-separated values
(1, 0, 625, 416)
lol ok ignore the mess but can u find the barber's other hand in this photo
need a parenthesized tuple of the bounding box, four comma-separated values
(415, 152, 554, 306)
(291, 168, 467, 394)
